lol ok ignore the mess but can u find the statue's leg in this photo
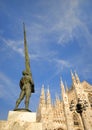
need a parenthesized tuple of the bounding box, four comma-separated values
(25, 85, 31, 109)
(15, 90, 25, 109)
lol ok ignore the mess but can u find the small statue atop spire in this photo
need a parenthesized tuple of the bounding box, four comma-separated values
(14, 23, 35, 111)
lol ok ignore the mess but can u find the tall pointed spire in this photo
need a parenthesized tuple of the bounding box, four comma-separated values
(46, 87, 51, 106)
(71, 70, 76, 85)
(65, 81, 68, 92)
(75, 71, 80, 84)
(40, 85, 45, 106)
(60, 77, 65, 93)
(60, 77, 65, 100)
(55, 93, 60, 107)
(23, 23, 31, 75)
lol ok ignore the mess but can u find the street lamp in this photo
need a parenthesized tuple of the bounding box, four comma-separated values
(70, 98, 88, 130)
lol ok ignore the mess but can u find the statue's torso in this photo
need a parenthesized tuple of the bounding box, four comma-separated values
(20, 75, 34, 93)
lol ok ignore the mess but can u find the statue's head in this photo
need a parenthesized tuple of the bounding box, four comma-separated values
(22, 70, 32, 76)
(22, 71, 29, 76)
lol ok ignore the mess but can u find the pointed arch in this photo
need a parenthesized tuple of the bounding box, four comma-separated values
(73, 113, 80, 126)
(72, 112, 82, 129)
(57, 128, 63, 130)
(54, 128, 64, 130)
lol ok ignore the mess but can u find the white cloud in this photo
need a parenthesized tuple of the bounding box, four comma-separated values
(46, 58, 72, 83)
(0, 36, 24, 56)
(54, 59, 71, 70)
(33, 0, 92, 49)
(0, 0, 84, 60)
(0, 0, 92, 82)
(49, 0, 80, 45)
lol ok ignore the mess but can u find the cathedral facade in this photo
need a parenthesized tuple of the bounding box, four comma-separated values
(36, 72, 92, 130)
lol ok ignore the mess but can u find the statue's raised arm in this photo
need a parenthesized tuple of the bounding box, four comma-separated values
(14, 23, 35, 111)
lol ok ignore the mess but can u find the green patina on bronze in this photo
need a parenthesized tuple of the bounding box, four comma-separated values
(14, 23, 35, 110)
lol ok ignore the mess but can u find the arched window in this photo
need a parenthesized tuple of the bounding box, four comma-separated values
(57, 128, 63, 130)
(88, 93, 92, 108)
(54, 128, 63, 130)
(73, 113, 81, 127)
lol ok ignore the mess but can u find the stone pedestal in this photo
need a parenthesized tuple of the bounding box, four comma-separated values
(0, 111, 42, 130)
(8, 111, 36, 122)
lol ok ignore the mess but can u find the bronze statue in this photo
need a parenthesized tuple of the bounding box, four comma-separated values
(14, 23, 35, 110)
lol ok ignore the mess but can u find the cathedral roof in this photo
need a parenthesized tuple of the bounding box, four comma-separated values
(82, 81, 92, 92)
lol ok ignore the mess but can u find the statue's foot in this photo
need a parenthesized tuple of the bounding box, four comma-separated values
(14, 108, 31, 112)
(14, 107, 18, 111)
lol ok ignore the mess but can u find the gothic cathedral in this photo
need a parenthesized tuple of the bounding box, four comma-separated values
(36, 71, 92, 130)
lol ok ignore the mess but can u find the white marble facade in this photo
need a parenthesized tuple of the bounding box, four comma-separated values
(37, 72, 92, 130)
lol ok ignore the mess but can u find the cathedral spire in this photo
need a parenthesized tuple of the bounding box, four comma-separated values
(75, 71, 80, 84)
(23, 23, 31, 75)
(55, 94, 60, 107)
(71, 70, 76, 85)
(65, 81, 68, 92)
(60, 77, 65, 100)
(60, 77, 65, 93)
(40, 85, 45, 106)
(46, 87, 51, 106)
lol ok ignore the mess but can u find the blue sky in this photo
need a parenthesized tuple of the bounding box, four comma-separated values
(0, 0, 92, 119)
